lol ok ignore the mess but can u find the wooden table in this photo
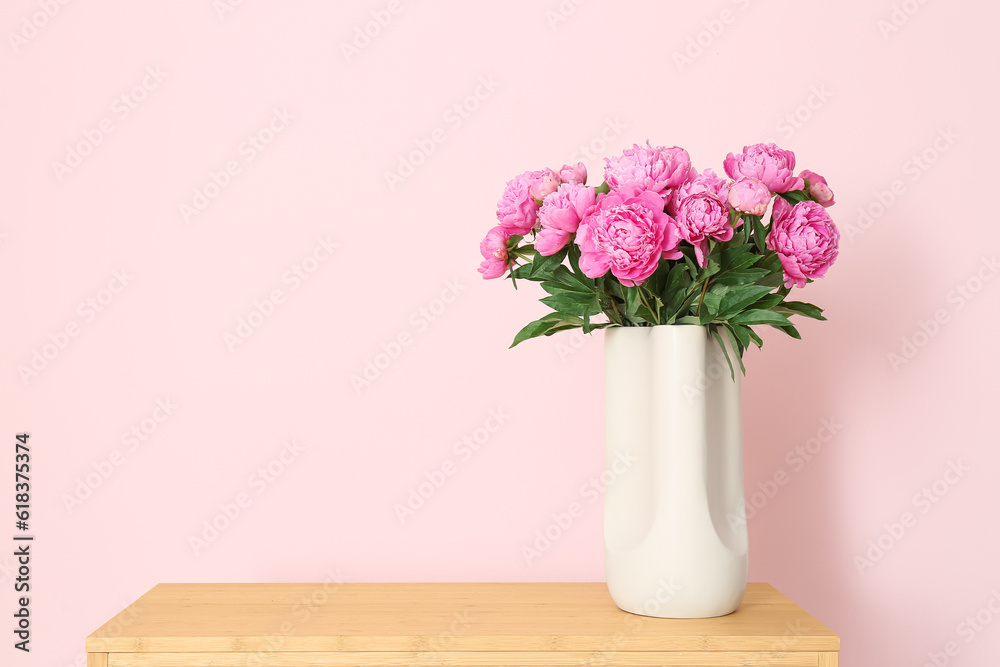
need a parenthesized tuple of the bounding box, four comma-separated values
(86, 582, 839, 667)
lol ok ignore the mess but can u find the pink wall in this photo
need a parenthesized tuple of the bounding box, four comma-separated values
(2, 0, 998, 665)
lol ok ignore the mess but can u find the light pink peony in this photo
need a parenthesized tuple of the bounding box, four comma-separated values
(478, 226, 511, 280)
(799, 169, 835, 207)
(676, 193, 733, 267)
(535, 183, 597, 256)
(559, 162, 588, 185)
(529, 168, 561, 201)
(724, 143, 804, 193)
(766, 198, 840, 288)
(668, 167, 730, 216)
(604, 142, 691, 202)
(727, 177, 771, 216)
(496, 171, 542, 235)
(576, 190, 681, 287)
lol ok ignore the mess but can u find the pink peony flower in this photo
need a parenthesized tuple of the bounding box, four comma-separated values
(576, 190, 681, 287)
(766, 198, 840, 288)
(799, 169, 835, 207)
(724, 143, 804, 193)
(676, 193, 733, 267)
(668, 167, 730, 216)
(496, 171, 542, 235)
(727, 177, 771, 216)
(478, 226, 511, 280)
(529, 168, 561, 201)
(535, 183, 597, 256)
(604, 142, 691, 202)
(559, 162, 588, 185)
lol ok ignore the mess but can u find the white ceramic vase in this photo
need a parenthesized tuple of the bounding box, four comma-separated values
(603, 325, 748, 618)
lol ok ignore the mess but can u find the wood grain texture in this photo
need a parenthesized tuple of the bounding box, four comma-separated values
(87, 654, 108, 667)
(107, 651, 822, 667)
(818, 652, 839, 666)
(86, 582, 839, 654)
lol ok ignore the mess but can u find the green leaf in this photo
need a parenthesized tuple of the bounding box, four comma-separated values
(671, 286, 704, 322)
(713, 268, 770, 286)
(645, 262, 671, 300)
(635, 304, 657, 324)
(758, 252, 782, 273)
(723, 325, 747, 375)
(718, 285, 775, 318)
(729, 309, 793, 327)
(698, 292, 722, 325)
(695, 262, 722, 282)
(551, 265, 595, 292)
(751, 293, 784, 311)
(541, 281, 588, 297)
(674, 315, 700, 324)
(710, 326, 735, 381)
(720, 244, 759, 272)
(776, 323, 802, 339)
(706, 281, 734, 299)
(727, 323, 751, 351)
(514, 243, 535, 257)
(623, 286, 643, 319)
(757, 271, 785, 288)
(594, 181, 610, 195)
(567, 243, 583, 275)
(746, 327, 763, 347)
(510, 313, 582, 348)
(540, 292, 602, 317)
(662, 264, 695, 317)
(776, 300, 827, 321)
(752, 217, 769, 253)
(529, 245, 569, 279)
(778, 189, 810, 204)
(509, 264, 533, 280)
(602, 276, 624, 300)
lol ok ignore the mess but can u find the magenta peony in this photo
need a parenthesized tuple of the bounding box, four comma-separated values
(535, 183, 597, 256)
(724, 143, 804, 193)
(559, 162, 588, 185)
(478, 226, 511, 279)
(727, 177, 771, 216)
(799, 169, 835, 207)
(676, 193, 733, 267)
(576, 190, 681, 287)
(496, 171, 542, 235)
(604, 142, 690, 202)
(668, 167, 730, 216)
(766, 198, 840, 288)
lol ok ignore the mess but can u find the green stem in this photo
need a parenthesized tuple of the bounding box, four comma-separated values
(602, 280, 624, 325)
(637, 287, 660, 325)
(608, 297, 624, 325)
(695, 277, 710, 316)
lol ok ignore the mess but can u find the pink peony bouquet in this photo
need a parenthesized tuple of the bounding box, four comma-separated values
(480, 141, 839, 374)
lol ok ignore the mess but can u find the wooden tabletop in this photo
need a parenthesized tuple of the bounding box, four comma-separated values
(87, 582, 838, 656)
